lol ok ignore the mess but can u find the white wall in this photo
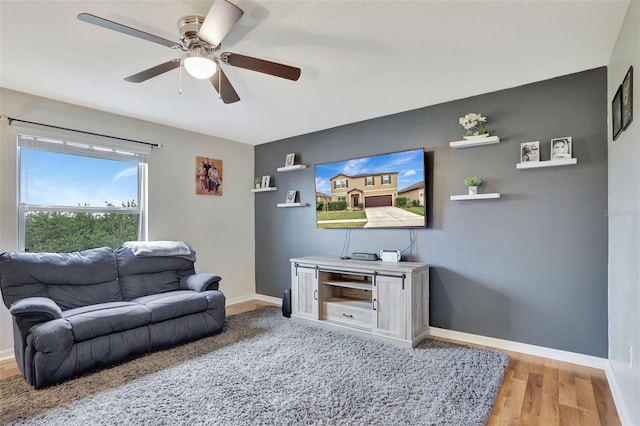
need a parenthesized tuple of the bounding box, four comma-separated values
(607, 2, 640, 425)
(0, 88, 256, 354)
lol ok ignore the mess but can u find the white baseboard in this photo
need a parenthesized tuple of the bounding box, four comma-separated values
(0, 348, 14, 362)
(226, 293, 281, 307)
(251, 294, 282, 305)
(224, 294, 257, 306)
(429, 327, 608, 370)
(605, 362, 634, 426)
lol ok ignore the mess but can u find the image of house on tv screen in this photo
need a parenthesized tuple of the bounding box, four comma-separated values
(314, 148, 425, 229)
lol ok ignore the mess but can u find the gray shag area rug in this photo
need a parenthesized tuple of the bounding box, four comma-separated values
(0, 306, 509, 425)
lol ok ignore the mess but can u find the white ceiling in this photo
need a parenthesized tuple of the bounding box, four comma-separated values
(0, 1, 629, 145)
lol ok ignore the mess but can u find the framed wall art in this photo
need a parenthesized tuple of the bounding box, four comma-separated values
(520, 141, 539, 163)
(622, 65, 633, 130)
(612, 85, 623, 141)
(196, 156, 223, 196)
(550, 137, 572, 160)
(285, 153, 295, 167)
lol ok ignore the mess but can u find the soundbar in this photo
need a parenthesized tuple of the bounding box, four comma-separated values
(351, 252, 378, 261)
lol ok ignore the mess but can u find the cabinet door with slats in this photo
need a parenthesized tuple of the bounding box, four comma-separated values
(291, 265, 318, 319)
(373, 275, 407, 339)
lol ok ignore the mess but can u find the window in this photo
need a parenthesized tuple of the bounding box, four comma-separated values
(337, 196, 346, 202)
(334, 179, 348, 189)
(382, 175, 391, 185)
(365, 176, 374, 186)
(16, 129, 150, 253)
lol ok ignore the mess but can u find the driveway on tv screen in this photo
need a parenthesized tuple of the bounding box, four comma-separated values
(364, 206, 424, 228)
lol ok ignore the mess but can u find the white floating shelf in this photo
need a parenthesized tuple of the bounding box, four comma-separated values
(450, 193, 501, 201)
(277, 202, 309, 208)
(516, 158, 577, 169)
(277, 164, 308, 172)
(449, 135, 500, 148)
(251, 187, 277, 193)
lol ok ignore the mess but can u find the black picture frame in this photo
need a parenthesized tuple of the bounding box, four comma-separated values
(622, 66, 633, 130)
(612, 85, 623, 141)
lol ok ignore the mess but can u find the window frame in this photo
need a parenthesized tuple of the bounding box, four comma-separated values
(334, 179, 348, 189)
(16, 132, 149, 252)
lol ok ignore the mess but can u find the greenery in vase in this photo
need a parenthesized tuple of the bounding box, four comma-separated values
(464, 176, 483, 187)
(459, 113, 488, 136)
(254, 177, 262, 185)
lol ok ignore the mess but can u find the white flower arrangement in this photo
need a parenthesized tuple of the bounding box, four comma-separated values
(459, 113, 488, 136)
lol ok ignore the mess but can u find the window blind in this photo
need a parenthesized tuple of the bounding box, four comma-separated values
(14, 125, 152, 164)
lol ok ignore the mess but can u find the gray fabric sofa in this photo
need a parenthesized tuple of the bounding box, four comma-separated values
(0, 244, 225, 389)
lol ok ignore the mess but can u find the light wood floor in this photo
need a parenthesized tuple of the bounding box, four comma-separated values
(0, 300, 620, 425)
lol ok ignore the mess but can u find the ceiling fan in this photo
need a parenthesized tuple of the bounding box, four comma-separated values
(78, 0, 301, 104)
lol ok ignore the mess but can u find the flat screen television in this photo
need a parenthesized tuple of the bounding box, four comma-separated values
(314, 148, 426, 229)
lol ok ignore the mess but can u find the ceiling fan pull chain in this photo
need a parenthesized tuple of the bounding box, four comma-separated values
(179, 58, 183, 95)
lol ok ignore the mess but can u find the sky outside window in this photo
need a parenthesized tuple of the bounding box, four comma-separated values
(20, 149, 138, 207)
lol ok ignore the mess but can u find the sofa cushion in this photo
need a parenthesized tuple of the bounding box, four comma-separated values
(48, 280, 123, 311)
(0, 248, 121, 310)
(131, 290, 208, 323)
(62, 302, 150, 342)
(115, 247, 196, 300)
(119, 272, 181, 300)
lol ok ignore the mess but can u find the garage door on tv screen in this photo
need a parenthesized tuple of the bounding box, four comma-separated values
(314, 148, 426, 229)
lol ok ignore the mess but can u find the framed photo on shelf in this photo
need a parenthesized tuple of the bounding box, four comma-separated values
(285, 153, 295, 167)
(612, 85, 623, 141)
(520, 141, 539, 163)
(261, 175, 271, 188)
(286, 190, 297, 204)
(622, 66, 633, 130)
(550, 137, 572, 160)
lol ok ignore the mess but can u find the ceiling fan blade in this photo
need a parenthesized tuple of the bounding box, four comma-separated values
(78, 13, 183, 50)
(124, 59, 181, 83)
(210, 69, 240, 104)
(198, 0, 244, 48)
(221, 53, 301, 81)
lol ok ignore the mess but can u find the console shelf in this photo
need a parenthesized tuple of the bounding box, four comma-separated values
(516, 158, 577, 169)
(323, 279, 372, 291)
(449, 135, 500, 148)
(450, 193, 501, 201)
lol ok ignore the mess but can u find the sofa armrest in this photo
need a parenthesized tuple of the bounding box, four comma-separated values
(9, 297, 63, 320)
(180, 274, 221, 292)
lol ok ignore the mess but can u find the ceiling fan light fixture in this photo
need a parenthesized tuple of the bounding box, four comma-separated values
(183, 51, 217, 79)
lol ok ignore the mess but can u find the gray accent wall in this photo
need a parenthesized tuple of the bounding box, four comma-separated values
(255, 67, 608, 357)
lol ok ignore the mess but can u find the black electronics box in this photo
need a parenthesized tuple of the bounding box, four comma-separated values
(351, 252, 379, 261)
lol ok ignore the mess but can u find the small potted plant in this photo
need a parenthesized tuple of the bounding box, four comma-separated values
(464, 176, 483, 195)
(459, 113, 488, 140)
(254, 177, 262, 189)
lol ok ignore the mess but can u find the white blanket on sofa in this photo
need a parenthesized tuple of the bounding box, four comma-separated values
(123, 241, 196, 261)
